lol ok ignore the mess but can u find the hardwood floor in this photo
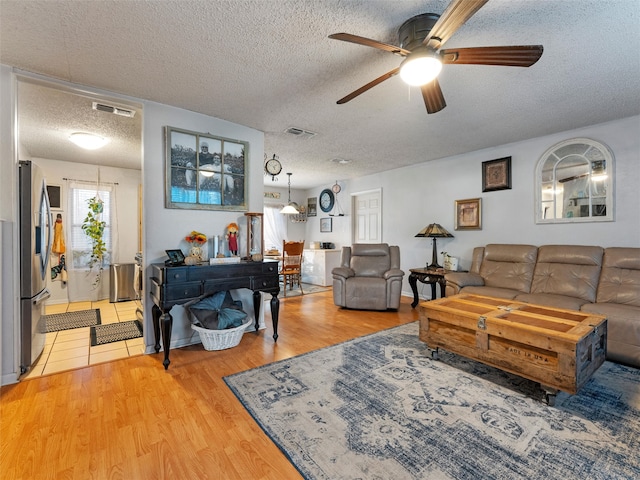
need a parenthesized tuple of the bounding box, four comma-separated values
(1, 290, 419, 480)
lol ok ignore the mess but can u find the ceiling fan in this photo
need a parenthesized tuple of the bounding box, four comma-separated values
(329, 0, 543, 114)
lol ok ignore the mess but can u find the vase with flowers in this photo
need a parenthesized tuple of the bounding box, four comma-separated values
(185, 230, 207, 265)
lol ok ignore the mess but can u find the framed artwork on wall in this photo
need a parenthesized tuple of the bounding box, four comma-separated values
(46, 185, 62, 210)
(455, 198, 482, 230)
(307, 197, 317, 216)
(482, 156, 512, 192)
(165, 126, 248, 211)
(320, 217, 332, 233)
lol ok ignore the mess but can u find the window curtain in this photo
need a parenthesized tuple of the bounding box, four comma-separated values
(65, 179, 119, 302)
(264, 205, 288, 251)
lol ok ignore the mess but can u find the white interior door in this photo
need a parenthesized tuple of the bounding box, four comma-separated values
(351, 189, 382, 244)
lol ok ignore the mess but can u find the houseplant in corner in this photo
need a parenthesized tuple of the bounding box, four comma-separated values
(81, 196, 106, 287)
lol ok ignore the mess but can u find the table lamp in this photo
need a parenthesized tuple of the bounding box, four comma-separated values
(415, 223, 454, 270)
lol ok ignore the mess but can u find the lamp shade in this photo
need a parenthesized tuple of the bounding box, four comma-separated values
(280, 203, 299, 214)
(415, 223, 454, 238)
(280, 172, 299, 214)
(415, 223, 453, 270)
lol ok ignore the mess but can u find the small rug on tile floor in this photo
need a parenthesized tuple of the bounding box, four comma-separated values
(225, 321, 640, 480)
(44, 309, 101, 333)
(278, 283, 330, 298)
(90, 320, 142, 346)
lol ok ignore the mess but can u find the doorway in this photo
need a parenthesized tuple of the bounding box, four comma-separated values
(351, 188, 382, 244)
(16, 75, 144, 375)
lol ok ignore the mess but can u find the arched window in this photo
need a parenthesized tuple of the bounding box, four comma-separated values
(535, 138, 613, 223)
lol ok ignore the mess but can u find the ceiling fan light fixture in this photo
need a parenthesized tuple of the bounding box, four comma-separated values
(399, 50, 442, 86)
(69, 132, 109, 150)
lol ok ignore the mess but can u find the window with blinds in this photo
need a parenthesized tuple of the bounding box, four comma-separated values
(68, 187, 112, 269)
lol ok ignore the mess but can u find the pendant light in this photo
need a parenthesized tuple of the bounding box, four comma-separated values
(280, 173, 299, 214)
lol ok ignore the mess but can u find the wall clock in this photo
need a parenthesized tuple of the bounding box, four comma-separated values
(264, 154, 282, 180)
(319, 188, 334, 213)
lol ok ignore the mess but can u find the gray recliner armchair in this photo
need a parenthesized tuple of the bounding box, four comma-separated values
(332, 243, 405, 310)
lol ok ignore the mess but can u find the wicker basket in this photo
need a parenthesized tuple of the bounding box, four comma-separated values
(192, 318, 252, 351)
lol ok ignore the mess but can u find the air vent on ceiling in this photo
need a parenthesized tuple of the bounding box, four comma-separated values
(92, 102, 136, 118)
(284, 127, 316, 139)
(330, 158, 351, 165)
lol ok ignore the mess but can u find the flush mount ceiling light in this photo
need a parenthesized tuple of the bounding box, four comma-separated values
(399, 48, 443, 86)
(68, 132, 109, 150)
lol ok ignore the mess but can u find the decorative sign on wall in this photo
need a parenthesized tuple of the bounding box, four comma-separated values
(264, 192, 281, 199)
(165, 126, 248, 211)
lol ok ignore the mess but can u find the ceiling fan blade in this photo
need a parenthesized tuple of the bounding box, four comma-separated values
(440, 45, 543, 67)
(329, 33, 410, 56)
(425, 0, 488, 50)
(421, 79, 446, 114)
(337, 68, 400, 104)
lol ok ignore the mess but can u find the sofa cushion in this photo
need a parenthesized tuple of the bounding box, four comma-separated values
(515, 292, 589, 311)
(462, 286, 520, 300)
(596, 247, 640, 307)
(479, 244, 538, 293)
(530, 245, 603, 303)
(581, 302, 640, 367)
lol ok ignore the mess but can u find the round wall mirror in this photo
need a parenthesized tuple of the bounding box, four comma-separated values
(535, 138, 614, 223)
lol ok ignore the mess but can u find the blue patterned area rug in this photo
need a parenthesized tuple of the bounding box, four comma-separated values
(224, 322, 640, 480)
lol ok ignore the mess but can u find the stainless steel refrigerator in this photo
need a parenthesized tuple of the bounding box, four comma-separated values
(19, 160, 52, 375)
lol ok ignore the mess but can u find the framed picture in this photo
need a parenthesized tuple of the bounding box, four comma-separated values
(165, 126, 248, 211)
(320, 217, 332, 233)
(482, 156, 512, 192)
(165, 249, 185, 266)
(307, 197, 317, 217)
(46, 184, 62, 210)
(455, 198, 482, 230)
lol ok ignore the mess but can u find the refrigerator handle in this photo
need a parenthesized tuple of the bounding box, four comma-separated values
(43, 187, 53, 272)
(32, 288, 51, 305)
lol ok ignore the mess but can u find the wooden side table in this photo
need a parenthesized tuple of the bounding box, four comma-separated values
(409, 268, 448, 308)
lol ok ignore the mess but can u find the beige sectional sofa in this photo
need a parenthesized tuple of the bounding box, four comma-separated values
(445, 244, 640, 368)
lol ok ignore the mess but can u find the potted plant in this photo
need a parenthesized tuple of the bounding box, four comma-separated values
(81, 196, 106, 287)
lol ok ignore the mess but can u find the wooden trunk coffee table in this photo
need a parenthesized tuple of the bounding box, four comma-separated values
(419, 294, 607, 405)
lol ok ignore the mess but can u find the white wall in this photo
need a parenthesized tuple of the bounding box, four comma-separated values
(142, 100, 265, 352)
(0, 65, 16, 384)
(305, 115, 640, 299)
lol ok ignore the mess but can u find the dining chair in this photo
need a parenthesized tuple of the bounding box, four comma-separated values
(280, 240, 305, 296)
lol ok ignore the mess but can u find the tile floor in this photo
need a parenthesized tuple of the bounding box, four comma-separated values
(25, 299, 145, 379)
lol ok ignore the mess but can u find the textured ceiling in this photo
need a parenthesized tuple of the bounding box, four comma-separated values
(1, 0, 639, 188)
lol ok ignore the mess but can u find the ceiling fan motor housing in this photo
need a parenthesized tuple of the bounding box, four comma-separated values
(398, 13, 440, 51)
